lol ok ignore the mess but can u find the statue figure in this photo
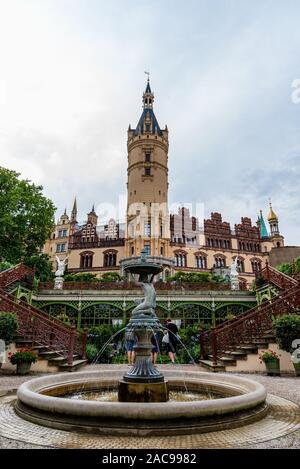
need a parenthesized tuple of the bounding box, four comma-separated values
(230, 256, 240, 290)
(230, 256, 239, 277)
(55, 256, 68, 277)
(132, 282, 156, 318)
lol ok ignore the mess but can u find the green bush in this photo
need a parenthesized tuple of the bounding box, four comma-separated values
(276, 263, 293, 276)
(24, 254, 54, 281)
(0, 312, 18, 347)
(0, 261, 13, 272)
(273, 315, 300, 353)
(100, 272, 122, 282)
(86, 344, 99, 363)
(64, 273, 98, 282)
(87, 324, 124, 363)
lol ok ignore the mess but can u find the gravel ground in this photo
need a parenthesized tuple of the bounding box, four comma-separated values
(0, 366, 299, 449)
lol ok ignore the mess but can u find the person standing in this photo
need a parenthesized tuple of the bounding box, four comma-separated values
(151, 331, 160, 365)
(166, 318, 179, 364)
(125, 329, 137, 366)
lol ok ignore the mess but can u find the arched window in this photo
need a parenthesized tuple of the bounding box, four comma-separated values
(251, 258, 262, 273)
(195, 252, 207, 269)
(80, 251, 94, 269)
(174, 251, 187, 267)
(103, 250, 117, 267)
(235, 257, 245, 273)
(214, 254, 226, 268)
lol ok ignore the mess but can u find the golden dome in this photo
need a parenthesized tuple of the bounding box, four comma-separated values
(268, 202, 278, 222)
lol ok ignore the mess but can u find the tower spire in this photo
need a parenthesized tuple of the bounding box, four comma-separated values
(268, 200, 280, 236)
(259, 209, 268, 238)
(71, 196, 77, 224)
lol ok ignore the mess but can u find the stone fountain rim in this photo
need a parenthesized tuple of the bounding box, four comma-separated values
(17, 369, 267, 421)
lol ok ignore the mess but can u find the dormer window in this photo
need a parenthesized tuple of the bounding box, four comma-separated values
(145, 123, 151, 133)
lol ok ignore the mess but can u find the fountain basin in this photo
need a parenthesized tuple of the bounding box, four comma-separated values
(16, 369, 268, 436)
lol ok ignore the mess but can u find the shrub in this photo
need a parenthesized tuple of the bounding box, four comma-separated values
(0, 261, 13, 272)
(100, 272, 122, 282)
(276, 263, 293, 276)
(0, 312, 18, 347)
(87, 324, 124, 363)
(273, 315, 300, 353)
(86, 344, 99, 363)
(64, 273, 98, 282)
(9, 348, 38, 364)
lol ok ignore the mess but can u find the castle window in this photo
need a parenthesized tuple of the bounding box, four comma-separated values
(145, 167, 151, 176)
(131, 246, 134, 255)
(144, 222, 151, 236)
(251, 260, 261, 273)
(214, 256, 226, 268)
(174, 252, 187, 267)
(145, 152, 151, 162)
(80, 251, 94, 269)
(236, 259, 245, 273)
(104, 251, 117, 267)
(144, 242, 151, 255)
(195, 255, 207, 269)
(160, 246, 164, 255)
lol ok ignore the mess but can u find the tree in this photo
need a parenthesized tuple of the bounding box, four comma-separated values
(0, 167, 55, 264)
(24, 254, 54, 281)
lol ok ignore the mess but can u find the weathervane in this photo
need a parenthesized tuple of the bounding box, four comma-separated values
(144, 71, 150, 81)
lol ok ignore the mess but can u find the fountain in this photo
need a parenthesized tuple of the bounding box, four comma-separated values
(15, 251, 268, 437)
(118, 249, 168, 402)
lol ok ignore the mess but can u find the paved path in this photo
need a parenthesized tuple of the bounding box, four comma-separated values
(0, 365, 299, 449)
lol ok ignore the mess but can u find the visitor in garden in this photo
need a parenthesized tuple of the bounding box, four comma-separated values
(125, 329, 137, 366)
(165, 318, 179, 364)
(151, 332, 160, 365)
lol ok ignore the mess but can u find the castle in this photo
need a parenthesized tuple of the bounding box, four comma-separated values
(43, 80, 284, 286)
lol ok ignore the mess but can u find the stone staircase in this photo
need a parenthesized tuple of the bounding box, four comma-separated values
(0, 264, 88, 372)
(201, 329, 276, 372)
(14, 338, 87, 372)
(199, 264, 300, 372)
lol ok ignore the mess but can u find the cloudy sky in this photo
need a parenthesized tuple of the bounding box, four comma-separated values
(0, 0, 300, 244)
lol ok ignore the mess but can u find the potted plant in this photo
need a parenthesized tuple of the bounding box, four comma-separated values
(273, 315, 300, 376)
(0, 312, 18, 369)
(8, 348, 38, 375)
(259, 349, 281, 376)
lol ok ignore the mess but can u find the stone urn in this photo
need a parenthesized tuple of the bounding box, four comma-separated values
(16, 362, 32, 375)
(265, 359, 280, 376)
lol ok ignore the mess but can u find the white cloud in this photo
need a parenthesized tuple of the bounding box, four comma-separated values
(0, 0, 299, 244)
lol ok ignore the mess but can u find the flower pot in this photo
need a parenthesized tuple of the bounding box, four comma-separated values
(293, 362, 300, 377)
(264, 359, 280, 376)
(16, 362, 32, 375)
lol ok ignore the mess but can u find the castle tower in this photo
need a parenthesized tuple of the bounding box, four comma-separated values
(126, 79, 170, 258)
(268, 201, 284, 247)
